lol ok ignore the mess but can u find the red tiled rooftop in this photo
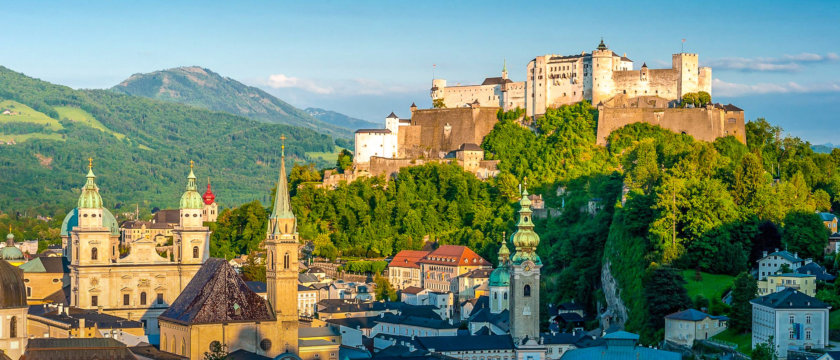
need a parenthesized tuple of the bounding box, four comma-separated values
(389, 250, 431, 269)
(418, 245, 491, 267)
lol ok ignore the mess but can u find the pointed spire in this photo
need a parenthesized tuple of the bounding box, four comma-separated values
(498, 231, 510, 263)
(270, 135, 295, 234)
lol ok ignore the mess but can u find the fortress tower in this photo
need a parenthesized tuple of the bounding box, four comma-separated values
(590, 39, 616, 106)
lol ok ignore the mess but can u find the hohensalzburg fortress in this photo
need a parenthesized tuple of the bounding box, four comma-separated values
(431, 39, 712, 118)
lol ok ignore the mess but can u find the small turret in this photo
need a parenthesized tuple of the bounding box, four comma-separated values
(597, 38, 608, 51)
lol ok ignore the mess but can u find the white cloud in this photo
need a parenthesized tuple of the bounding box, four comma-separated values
(704, 53, 839, 72)
(265, 73, 333, 94)
(262, 74, 418, 96)
(714, 78, 840, 97)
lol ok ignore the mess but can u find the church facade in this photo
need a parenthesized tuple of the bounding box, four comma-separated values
(64, 161, 210, 337)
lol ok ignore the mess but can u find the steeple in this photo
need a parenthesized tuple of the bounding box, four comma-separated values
(498, 231, 510, 264)
(78, 157, 103, 209)
(502, 59, 508, 80)
(511, 181, 541, 265)
(268, 135, 296, 235)
(202, 177, 216, 205)
(180, 161, 204, 210)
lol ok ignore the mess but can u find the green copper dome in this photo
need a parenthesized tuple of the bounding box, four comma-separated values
(489, 266, 510, 287)
(60, 208, 120, 236)
(78, 168, 103, 209)
(180, 168, 205, 210)
(1, 233, 23, 261)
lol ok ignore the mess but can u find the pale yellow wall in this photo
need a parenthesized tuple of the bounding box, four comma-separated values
(665, 317, 727, 346)
(0, 307, 28, 360)
(24, 272, 68, 303)
(388, 266, 422, 290)
(758, 275, 816, 297)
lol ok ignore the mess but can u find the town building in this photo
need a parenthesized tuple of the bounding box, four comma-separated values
(22, 338, 137, 360)
(418, 245, 491, 292)
(664, 309, 728, 346)
(299, 284, 319, 317)
(758, 273, 817, 297)
(751, 288, 831, 358)
(19, 256, 69, 304)
(64, 161, 210, 337)
(453, 268, 491, 301)
(415, 334, 515, 359)
(387, 250, 429, 290)
(0, 259, 28, 360)
(758, 250, 806, 280)
(797, 262, 836, 282)
(26, 304, 146, 345)
(431, 62, 526, 111)
(561, 331, 681, 360)
(820, 212, 838, 234)
(525, 39, 711, 118)
(399, 287, 453, 320)
(370, 313, 458, 338)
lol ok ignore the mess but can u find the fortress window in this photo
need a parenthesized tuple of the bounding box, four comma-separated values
(524, 285, 531, 297)
(91, 247, 98, 260)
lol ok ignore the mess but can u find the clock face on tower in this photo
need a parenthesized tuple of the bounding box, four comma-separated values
(521, 260, 536, 274)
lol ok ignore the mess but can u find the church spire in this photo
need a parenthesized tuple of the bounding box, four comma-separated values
(510, 180, 541, 265)
(180, 160, 204, 209)
(269, 135, 295, 235)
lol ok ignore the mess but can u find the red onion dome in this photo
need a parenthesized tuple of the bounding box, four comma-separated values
(203, 182, 215, 205)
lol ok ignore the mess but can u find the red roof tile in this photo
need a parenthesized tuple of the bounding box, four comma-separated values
(418, 245, 491, 267)
(389, 250, 431, 269)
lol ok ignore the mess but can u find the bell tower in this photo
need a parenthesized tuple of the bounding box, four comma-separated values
(172, 161, 210, 264)
(509, 183, 542, 344)
(265, 135, 300, 356)
(73, 158, 110, 267)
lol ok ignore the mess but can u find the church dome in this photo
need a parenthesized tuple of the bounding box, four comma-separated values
(489, 266, 510, 287)
(202, 182, 215, 205)
(60, 208, 120, 237)
(78, 168, 103, 209)
(0, 245, 23, 261)
(180, 168, 204, 210)
(0, 258, 26, 308)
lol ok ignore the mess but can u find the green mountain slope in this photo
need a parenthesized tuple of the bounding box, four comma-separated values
(110, 66, 351, 139)
(0, 66, 335, 215)
(304, 107, 380, 130)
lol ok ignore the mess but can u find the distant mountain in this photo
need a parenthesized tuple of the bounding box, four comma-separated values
(304, 107, 380, 130)
(812, 143, 836, 154)
(111, 66, 351, 139)
(0, 66, 336, 214)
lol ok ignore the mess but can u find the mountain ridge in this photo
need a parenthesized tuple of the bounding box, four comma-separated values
(110, 66, 352, 141)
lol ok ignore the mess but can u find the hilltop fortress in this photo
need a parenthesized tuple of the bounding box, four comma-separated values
(339, 40, 742, 186)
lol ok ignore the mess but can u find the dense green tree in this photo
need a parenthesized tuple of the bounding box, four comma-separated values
(751, 337, 776, 360)
(241, 251, 266, 282)
(644, 266, 691, 329)
(782, 211, 829, 260)
(336, 149, 353, 173)
(202, 341, 229, 360)
(729, 272, 757, 332)
(374, 275, 397, 302)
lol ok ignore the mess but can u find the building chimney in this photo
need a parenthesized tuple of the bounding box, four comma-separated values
(78, 318, 86, 336)
(763, 251, 768, 258)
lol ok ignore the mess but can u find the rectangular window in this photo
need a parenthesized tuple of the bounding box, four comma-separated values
(157, 293, 164, 304)
(789, 315, 795, 324)
(91, 296, 98, 307)
(123, 294, 130, 306)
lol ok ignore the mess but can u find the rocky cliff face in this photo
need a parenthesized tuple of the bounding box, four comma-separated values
(600, 259, 629, 330)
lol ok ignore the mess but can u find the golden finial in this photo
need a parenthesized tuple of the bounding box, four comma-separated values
(190, 160, 194, 170)
(280, 134, 286, 157)
(88, 157, 93, 170)
(502, 231, 506, 241)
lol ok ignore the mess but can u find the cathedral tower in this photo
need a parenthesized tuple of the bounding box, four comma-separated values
(509, 185, 542, 343)
(73, 158, 112, 267)
(265, 136, 300, 355)
(173, 161, 210, 264)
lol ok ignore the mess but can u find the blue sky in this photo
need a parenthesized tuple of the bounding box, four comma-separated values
(1, 0, 838, 143)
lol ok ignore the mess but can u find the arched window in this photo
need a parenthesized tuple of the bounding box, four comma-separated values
(284, 252, 290, 269)
(192, 246, 199, 259)
(524, 284, 531, 297)
(494, 292, 498, 300)
(9, 316, 17, 338)
(91, 247, 98, 260)
(171, 336, 176, 354)
(182, 338, 186, 356)
(268, 252, 273, 270)
(162, 335, 167, 351)
(504, 292, 508, 300)
(140, 292, 147, 305)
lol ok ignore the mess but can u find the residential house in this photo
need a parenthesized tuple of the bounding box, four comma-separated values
(542, 331, 590, 360)
(418, 245, 491, 292)
(325, 316, 379, 344)
(820, 212, 838, 234)
(827, 233, 840, 255)
(399, 287, 453, 319)
(298, 326, 341, 360)
(561, 331, 681, 360)
(758, 273, 817, 297)
(415, 335, 515, 360)
(453, 268, 491, 301)
(797, 262, 836, 282)
(758, 250, 806, 280)
(299, 285, 319, 317)
(751, 288, 831, 358)
(664, 309, 728, 346)
(387, 250, 429, 290)
(370, 312, 458, 338)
